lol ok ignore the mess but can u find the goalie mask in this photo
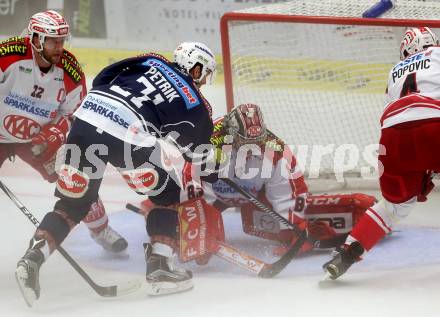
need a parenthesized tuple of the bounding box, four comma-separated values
(224, 104, 267, 148)
(26, 10, 70, 55)
(400, 27, 439, 61)
(173, 42, 216, 85)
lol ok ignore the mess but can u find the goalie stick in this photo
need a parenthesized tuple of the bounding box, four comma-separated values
(0, 180, 141, 299)
(126, 202, 300, 278)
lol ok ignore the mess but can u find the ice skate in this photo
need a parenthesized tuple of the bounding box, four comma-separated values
(144, 243, 193, 296)
(15, 239, 45, 307)
(322, 241, 364, 280)
(90, 225, 128, 253)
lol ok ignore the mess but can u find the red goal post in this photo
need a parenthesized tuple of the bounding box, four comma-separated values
(220, 0, 440, 190)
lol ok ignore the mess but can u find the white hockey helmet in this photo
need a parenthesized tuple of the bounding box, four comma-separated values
(173, 42, 216, 85)
(400, 27, 439, 60)
(224, 104, 267, 147)
(27, 10, 70, 50)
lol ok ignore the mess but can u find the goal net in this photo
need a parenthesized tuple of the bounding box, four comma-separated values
(220, 0, 440, 190)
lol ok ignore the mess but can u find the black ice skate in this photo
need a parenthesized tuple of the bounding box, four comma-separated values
(322, 241, 364, 280)
(144, 243, 193, 295)
(15, 238, 46, 307)
(90, 225, 128, 253)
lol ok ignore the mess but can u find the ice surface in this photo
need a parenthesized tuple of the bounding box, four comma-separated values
(1, 86, 440, 316)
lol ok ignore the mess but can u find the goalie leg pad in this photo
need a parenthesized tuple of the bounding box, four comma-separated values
(295, 193, 376, 234)
(177, 198, 225, 263)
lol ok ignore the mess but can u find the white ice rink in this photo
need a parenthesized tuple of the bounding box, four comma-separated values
(1, 86, 440, 317)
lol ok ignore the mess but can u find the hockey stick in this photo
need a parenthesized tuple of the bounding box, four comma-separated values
(0, 180, 141, 298)
(126, 202, 299, 277)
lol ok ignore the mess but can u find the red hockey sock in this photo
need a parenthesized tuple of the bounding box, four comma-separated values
(83, 198, 108, 234)
(350, 208, 389, 251)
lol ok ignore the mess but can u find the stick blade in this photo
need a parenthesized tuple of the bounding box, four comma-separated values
(96, 279, 142, 297)
(258, 230, 308, 278)
(115, 280, 142, 296)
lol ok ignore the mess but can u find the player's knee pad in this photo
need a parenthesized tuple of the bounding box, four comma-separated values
(38, 211, 72, 246)
(56, 164, 90, 199)
(177, 198, 225, 263)
(146, 207, 179, 239)
(120, 166, 181, 206)
(369, 197, 416, 230)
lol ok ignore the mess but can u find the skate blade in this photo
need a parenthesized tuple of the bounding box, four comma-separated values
(146, 280, 193, 296)
(116, 279, 142, 296)
(15, 267, 37, 308)
(318, 271, 335, 286)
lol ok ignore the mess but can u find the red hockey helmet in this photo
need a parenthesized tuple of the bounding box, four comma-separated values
(400, 27, 439, 61)
(224, 104, 267, 147)
(27, 10, 70, 51)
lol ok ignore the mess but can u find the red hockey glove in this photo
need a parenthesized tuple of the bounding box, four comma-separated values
(308, 220, 337, 241)
(31, 124, 67, 161)
(273, 219, 339, 256)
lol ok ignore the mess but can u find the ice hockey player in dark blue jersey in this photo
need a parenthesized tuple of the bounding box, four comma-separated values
(15, 42, 216, 305)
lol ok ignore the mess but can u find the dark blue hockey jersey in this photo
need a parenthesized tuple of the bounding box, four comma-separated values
(86, 53, 213, 152)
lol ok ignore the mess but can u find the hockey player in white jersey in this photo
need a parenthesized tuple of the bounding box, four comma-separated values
(204, 104, 376, 255)
(323, 27, 440, 280)
(0, 10, 127, 253)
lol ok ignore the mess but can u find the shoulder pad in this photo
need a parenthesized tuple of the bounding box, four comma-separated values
(0, 36, 29, 58)
(60, 49, 84, 83)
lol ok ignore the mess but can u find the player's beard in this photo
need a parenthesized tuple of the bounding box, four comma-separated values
(42, 50, 62, 65)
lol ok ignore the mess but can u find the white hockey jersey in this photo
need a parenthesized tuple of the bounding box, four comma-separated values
(208, 117, 308, 214)
(0, 36, 86, 143)
(382, 46, 440, 128)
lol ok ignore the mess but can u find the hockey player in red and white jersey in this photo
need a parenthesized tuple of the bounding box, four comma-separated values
(0, 10, 127, 253)
(202, 104, 376, 255)
(137, 104, 376, 291)
(323, 27, 440, 280)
